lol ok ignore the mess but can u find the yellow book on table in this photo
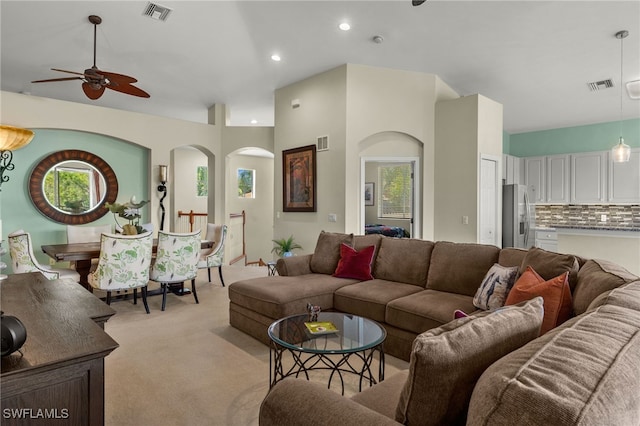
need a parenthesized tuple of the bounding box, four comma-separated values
(304, 321, 338, 335)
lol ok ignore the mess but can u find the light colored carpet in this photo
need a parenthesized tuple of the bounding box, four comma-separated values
(103, 265, 409, 426)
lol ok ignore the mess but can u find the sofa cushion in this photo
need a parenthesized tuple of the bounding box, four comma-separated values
(505, 266, 572, 335)
(350, 370, 409, 420)
(310, 231, 354, 274)
(467, 297, 640, 426)
(426, 242, 500, 296)
(333, 243, 375, 281)
(497, 247, 527, 267)
(588, 279, 640, 312)
(518, 246, 579, 291)
(228, 274, 359, 319)
(334, 279, 424, 323)
(395, 297, 544, 426)
(573, 259, 638, 315)
(386, 289, 478, 335)
(473, 263, 519, 311)
(353, 233, 383, 264)
(374, 237, 434, 286)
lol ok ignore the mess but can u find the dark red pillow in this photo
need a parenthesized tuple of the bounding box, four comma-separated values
(333, 243, 375, 281)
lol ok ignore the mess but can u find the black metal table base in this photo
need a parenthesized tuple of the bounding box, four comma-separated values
(269, 341, 385, 395)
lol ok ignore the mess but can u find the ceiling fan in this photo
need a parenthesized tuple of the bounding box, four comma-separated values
(31, 15, 150, 100)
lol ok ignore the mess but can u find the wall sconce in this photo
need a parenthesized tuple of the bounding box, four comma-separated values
(0, 125, 35, 189)
(157, 165, 168, 231)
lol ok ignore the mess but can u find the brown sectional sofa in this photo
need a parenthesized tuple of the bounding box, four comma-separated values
(229, 231, 640, 425)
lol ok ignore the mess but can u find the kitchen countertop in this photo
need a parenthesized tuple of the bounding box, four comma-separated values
(535, 225, 640, 237)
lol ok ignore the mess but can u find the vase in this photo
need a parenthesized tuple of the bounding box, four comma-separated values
(283, 251, 293, 257)
(122, 224, 138, 235)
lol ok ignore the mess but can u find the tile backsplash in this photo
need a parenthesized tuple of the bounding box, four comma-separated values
(535, 204, 640, 231)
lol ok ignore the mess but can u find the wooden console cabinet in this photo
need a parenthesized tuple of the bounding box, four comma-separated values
(1, 273, 118, 426)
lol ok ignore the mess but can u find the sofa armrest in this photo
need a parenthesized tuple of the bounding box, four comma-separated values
(276, 254, 313, 276)
(260, 379, 400, 426)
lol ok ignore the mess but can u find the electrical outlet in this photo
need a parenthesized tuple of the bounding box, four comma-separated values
(328, 213, 337, 223)
(462, 216, 469, 225)
(601, 214, 607, 222)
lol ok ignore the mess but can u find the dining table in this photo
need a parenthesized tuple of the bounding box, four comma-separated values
(42, 239, 213, 291)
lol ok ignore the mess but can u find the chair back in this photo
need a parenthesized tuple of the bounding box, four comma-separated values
(90, 232, 153, 291)
(150, 230, 201, 283)
(200, 224, 227, 267)
(67, 224, 112, 243)
(7, 230, 59, 280)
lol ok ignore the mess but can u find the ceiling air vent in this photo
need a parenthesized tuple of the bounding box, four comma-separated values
(588, 79, 614, 91)
(143, 2, 173, 21)
(317, 135, 329, 152)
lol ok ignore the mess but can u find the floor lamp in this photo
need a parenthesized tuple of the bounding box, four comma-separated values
(158, 165, 168, 231)
(0, 125, 35, 280)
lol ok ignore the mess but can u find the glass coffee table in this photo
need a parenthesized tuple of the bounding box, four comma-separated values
(268, 312, 386, 394)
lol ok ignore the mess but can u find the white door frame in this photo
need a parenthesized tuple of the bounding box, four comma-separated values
(478, 153, 502, 246)
(360, 156, 421, 238)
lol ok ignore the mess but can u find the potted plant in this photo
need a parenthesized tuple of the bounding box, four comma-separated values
(271, 235, 302, 258)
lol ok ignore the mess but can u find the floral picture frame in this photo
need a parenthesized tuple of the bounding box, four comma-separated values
(282, 144, 316, 212)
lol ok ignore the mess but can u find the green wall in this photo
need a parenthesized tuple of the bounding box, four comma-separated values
(1, 129, 148, 266)
(507, 118, 640, 157)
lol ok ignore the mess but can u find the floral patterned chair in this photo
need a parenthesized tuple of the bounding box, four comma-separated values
(8, 230, 80, 281)
(197, 224, 227, 286)
(150, 230, 201, 311)
(88, 231, 154, 314)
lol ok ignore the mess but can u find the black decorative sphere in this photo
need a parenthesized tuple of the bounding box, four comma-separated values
(1, 311, 27, 357)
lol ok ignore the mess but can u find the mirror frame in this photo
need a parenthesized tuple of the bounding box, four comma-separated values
(29, 150, 118, 225)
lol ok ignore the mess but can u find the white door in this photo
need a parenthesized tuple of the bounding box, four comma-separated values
(480, 156, 499, 246)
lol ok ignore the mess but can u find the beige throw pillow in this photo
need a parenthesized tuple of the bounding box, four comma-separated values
(395, 297, 544, 426)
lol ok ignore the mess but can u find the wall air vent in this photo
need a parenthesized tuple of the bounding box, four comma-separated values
(317, 135, 329, 151)
(588, 79, 614, 91)
(143, 2, 173, 21)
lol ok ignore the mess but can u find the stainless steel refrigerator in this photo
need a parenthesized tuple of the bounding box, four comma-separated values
(502, 184, 534, 248)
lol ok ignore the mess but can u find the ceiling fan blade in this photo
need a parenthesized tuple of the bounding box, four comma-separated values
(82, 82, 105, 100)
(31, 76, 83, 83)
(106, 82, 150, 98)
(51, 68, 86, 76)
(97, 70, 139, 84)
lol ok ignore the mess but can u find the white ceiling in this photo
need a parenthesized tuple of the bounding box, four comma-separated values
(2, 1, 639, 134)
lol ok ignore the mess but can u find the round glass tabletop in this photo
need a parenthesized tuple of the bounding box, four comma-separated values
(268, 312, 386, 354)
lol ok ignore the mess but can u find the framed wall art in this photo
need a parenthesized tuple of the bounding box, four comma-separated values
(364, 182, 375, 206)
(282, 144, 316, 212)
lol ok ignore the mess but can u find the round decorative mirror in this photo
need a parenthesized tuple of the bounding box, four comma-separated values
(29, 150, 118, 225)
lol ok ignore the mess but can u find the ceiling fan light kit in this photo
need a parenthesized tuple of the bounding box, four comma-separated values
(30, 15, 150, 100)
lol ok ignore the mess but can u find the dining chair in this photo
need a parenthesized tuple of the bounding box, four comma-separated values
(88, 231, 154, 314)
(149, 230, 201, 311)
(8, 230, 80, 281)
(197, 224, 227, 286)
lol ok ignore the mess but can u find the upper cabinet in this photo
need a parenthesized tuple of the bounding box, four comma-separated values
(546, 155, 570, 204)
(571, 152, 607, 203)
(525, 156, 546, 203)
(502, 154, 523, 185)
(608, 148, 640, 203)
(520, 149, 639, 204)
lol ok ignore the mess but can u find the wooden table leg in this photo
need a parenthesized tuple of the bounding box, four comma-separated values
(75, 259, 92, 290)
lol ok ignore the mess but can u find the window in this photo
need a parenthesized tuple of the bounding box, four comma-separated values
(196, 166, 208, 197)
(378, 163, 412, 219)
(237, 168, 255, 198)
(44, 164, 98, 213)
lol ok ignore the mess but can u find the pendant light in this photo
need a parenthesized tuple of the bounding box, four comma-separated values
(611, 30, 631, 163)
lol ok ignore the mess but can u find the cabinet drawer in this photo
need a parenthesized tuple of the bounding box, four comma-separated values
(535, 230, 557, 241)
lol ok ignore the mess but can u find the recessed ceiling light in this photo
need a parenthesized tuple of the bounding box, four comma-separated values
(339, 22, 351, 31)
(251, 119, 258, 124)
(271, 54, 281, 62)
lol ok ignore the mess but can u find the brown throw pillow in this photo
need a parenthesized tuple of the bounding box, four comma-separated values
(309, 231, 353, 274)
(505, 266, 572, 334)
(519, 247, 579, 290)
(395, 297, 544, 426)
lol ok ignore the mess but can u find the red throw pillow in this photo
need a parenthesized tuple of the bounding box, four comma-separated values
(505, 266, 572, 335)
(333, 243, 375, 281)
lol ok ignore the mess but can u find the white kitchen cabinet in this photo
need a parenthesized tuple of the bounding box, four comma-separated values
(502, 154, 522, 185)
(546, 155, 570, 203)
(525, 156, 546, 203)
(571, 152, 607, 203)
(535, 229, 558, 252)
(608, 148, 640, 203)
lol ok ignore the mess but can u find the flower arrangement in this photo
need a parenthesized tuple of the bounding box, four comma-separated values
(105, 196, 149, 235)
